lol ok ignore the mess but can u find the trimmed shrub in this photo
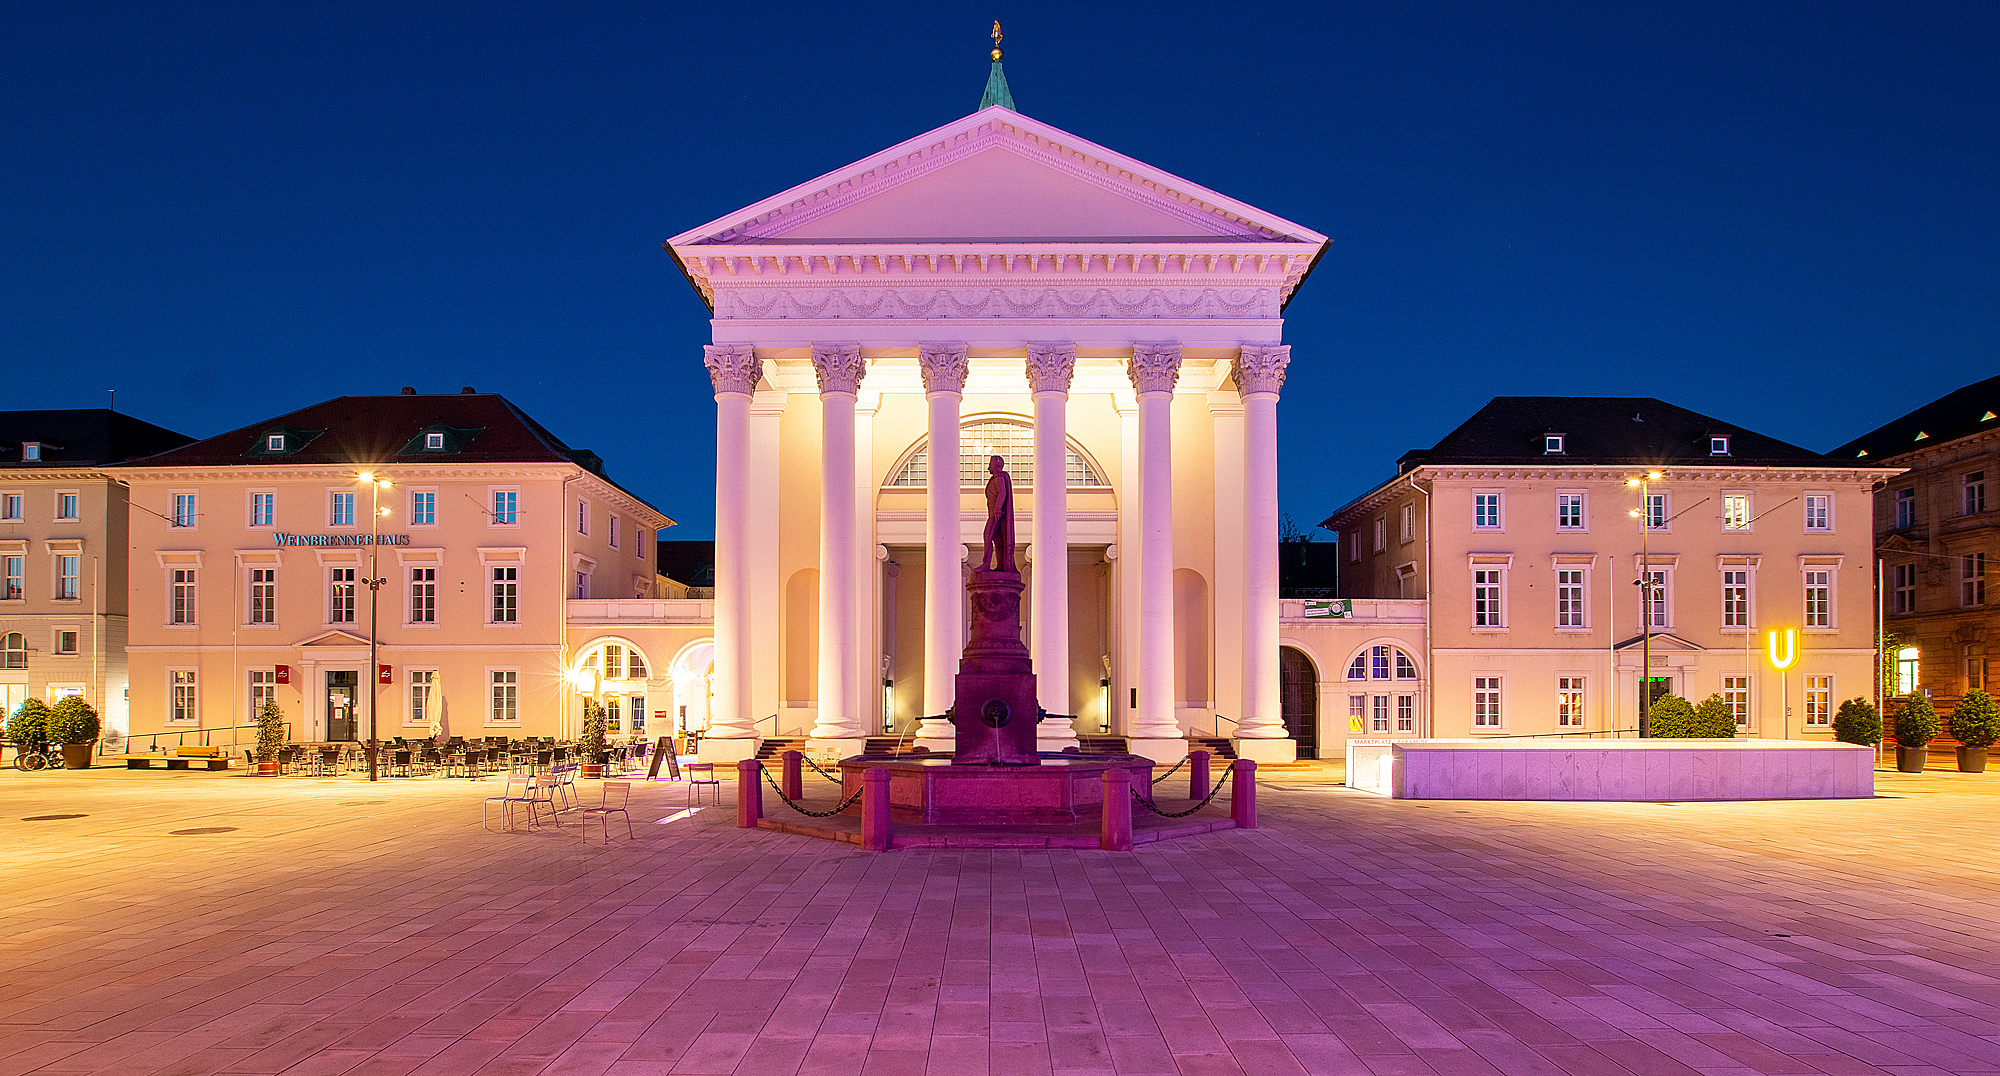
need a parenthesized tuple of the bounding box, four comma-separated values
(1691, 693, 1739, 738)
(1646, 693, 1697, 737)
(1949, 689, 1999, 749)
(7, 698, 51, 747)
(1893, 693, 1941, 748)
(47, 696, 101, 746)
(1832, 697, 1882, 746)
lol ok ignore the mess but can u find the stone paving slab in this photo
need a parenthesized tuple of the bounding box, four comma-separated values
(1, 765, 1997, 1075)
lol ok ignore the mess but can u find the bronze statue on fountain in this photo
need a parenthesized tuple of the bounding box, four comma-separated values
(950, 456, 1043, 765)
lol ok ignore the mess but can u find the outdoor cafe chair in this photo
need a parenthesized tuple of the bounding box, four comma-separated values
(483, 775, 539, 832)
(390, 749, 413, 777)
(315, 746, 343, 776)
(686, 763, 722, 807)
(528, 775, 564, 827)
(579, 781, 634, 844)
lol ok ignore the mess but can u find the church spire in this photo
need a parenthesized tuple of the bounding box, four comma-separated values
(979, 20, 1015, 111)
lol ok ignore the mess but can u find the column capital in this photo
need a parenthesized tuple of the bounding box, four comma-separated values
(1025, 342, 1077, 394)
(917, 342, 968, 395)
(703, 344, 762, 396)
(1233, 345, 1291, 396)
(811, 343, 866, 395)
(1127, 343, 1182, 395)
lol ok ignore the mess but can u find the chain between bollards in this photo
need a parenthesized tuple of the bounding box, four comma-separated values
(1133, 768, 1232, 818)
(1150, 755, 1188, 785)
(763, 770, 865, 817)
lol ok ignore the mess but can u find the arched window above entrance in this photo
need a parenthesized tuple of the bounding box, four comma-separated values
(1346, 645, 1419, 681)
(2, 632, 25, 670)
(887, 420, 1105, 488)
(578, 640, 649, 682)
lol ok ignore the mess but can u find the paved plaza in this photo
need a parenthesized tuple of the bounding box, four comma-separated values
(2, 763, 1997, 1076)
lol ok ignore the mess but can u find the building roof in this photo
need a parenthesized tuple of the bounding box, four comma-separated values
(0, 409, 195, 468)
(1828, 374, 2000, 461)
(655, 540, 714, 587)
(113, 390, 673, 524)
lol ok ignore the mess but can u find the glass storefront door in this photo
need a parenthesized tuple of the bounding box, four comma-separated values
(327, 671, 358, 741)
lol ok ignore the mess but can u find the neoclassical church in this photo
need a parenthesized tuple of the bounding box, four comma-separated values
(667, 60, 1328, 765)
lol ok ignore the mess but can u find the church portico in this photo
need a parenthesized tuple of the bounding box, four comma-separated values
(670, 99, 1327, 765)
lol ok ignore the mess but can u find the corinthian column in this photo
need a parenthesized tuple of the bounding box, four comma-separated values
(1127, 344, 1187, 764)
(702, 343, 762, 765)
(1027, 342, 1078, 747)
(915, 342, 967, 751)
(1233, 345, 1296, 764)
(810, 343, 867, 753)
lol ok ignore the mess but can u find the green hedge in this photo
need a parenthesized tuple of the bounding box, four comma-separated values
(1647, 693, 1737, 738)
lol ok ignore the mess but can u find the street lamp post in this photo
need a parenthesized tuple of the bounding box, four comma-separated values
(1627, 470, 1664, 736)
(358, 473, 392, 782)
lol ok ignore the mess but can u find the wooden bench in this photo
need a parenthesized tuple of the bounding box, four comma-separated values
(122, 747, 234, 771)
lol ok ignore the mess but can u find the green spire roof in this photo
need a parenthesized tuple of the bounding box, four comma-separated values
(979, 60, 1014, 110)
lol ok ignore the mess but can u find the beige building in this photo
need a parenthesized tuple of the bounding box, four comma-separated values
(117, 390, 677, 748)
(0, 410, 194, 741)
(1325, 397, 1894, 739)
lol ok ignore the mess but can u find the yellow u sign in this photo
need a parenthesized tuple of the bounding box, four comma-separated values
(1767, 628, 1797, 670)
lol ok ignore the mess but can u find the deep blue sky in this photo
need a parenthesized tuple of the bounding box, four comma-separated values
(6, 2, 1996, 537)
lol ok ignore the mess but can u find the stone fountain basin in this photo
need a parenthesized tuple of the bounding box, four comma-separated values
(839, 755, 1155, 825)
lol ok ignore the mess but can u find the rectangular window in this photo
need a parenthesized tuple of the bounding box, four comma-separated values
(172, 493, 197, 528)
(575, 570, 589, 600)
(1371, 695, 1389, 733)
(577, 501, 589, 534)
(57, 556, 78, 600)
(1723, 570, 1749, 628)
(1893, 563, 1916, 614)
(1722, 494, 1750, 531)
(1372, 519, 1386, 552)
(169, 670, 197, 724)
(1967, 649, 1986, 693)
(1709, 436, 1730, 456)
(610, 515, 620, 549)
(410, 670, 435, 726)
(1348, 694, 1365, 731)
(493, 490, 518, 525)
(0, 493, 21, 520)
(171, 569, 196, 624)
(410, 567, 436, 623)
(1398, 504, 1413, 543)
(1804, 570, 1831, 627)
(1544, 434, 1565, 454)
(1804, 494, 1831, 532)
(604, 644, 625, 679)
(54, 492, 79, 521)
(490, 670, 519, 723)
(491, 567, 518, 623)
(1644, 570, 1668, 628)
(1473, 569, 1504, 627)
(1473, 492, 1502, 530)
(1963, 553, 1986, 607)
(2, 556, 20, 600)
(410, 490, 436, 526)
(330, 491, 355, 527)
(1557, 492, 1584, 531)
(1646, 493, 1668, 531)
(1396, 695, 1414, 732)
(54, 630, 78, 655)
(1473, 677, 1502, 728)
(330, 568, 356, 623)
(249, 568, 275, 624)
(1804, 675, 1831, 727)
(1349, 532, 1360, 562)
(1894, 487, 1916, 529)
(1966, 472, 1987, 516)
(1724, 676, 1750, 728)
(249, 670, 276, 721)
(22, 443, 40, 461)
(1557, 677, 1584, 727)
(250, 492, 274, 527)
(1557, 570, 1585, 628)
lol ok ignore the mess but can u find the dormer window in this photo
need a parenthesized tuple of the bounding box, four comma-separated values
(1543, 434, 1565, 455)
(425, 432, 445, 450)
(266, 434, 285, 452)
(1709, 436, 1730, 456)
(21, 443, 40, 462)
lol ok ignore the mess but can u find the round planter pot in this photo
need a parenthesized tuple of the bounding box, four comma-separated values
(581, 764, 604, 779)
(1895, 745, 1928, 773)
(61, 743, 94, 770)
(257, 760, 281, 776)
(1956, 746, 1988, 773)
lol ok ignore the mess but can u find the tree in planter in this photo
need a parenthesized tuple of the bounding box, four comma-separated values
(578, 699, 609, 766)
(47, 696, 101, 747)
(1949, 689, 1998, 750)
(255, 699, 288, 763)
(1832, 697, 1882, 746)
(1894, 693, 1941, 748)
(6, 698, 50, 750)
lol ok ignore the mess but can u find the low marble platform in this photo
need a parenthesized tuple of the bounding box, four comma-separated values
(1350, 738, 1875, 801)
(838, 755, 1155, 825)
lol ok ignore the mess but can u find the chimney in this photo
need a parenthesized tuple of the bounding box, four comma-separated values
(400, 386, 416, 395)
(461, 386, 476, 394)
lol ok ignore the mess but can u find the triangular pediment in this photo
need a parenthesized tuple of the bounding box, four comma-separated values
(671, 106, 1325, 249)
(298, 630, 371, 648)
(1614, 633, 1706, 653)
(1879, 532, 1926, 554)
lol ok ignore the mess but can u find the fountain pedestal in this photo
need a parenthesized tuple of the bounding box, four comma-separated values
(950, 568, 1042, 765)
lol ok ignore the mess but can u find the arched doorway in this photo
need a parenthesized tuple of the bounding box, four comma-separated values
(1280, 646, 1318, 759)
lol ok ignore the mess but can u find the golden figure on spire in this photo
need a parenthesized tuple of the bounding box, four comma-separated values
(991, 20, 1003, 61)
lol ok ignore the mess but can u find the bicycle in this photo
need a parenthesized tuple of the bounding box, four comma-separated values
(11, 743, 59, 771)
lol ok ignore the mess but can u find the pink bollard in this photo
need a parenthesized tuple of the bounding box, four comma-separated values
(861, 768, 892, 851)
(1230, 758, 1257, 829)
(1100, 767, 1133, 851)
(1188, 750, 1210, 801)
(781, 750, 804, 801)
(737, 759, 763, 828)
